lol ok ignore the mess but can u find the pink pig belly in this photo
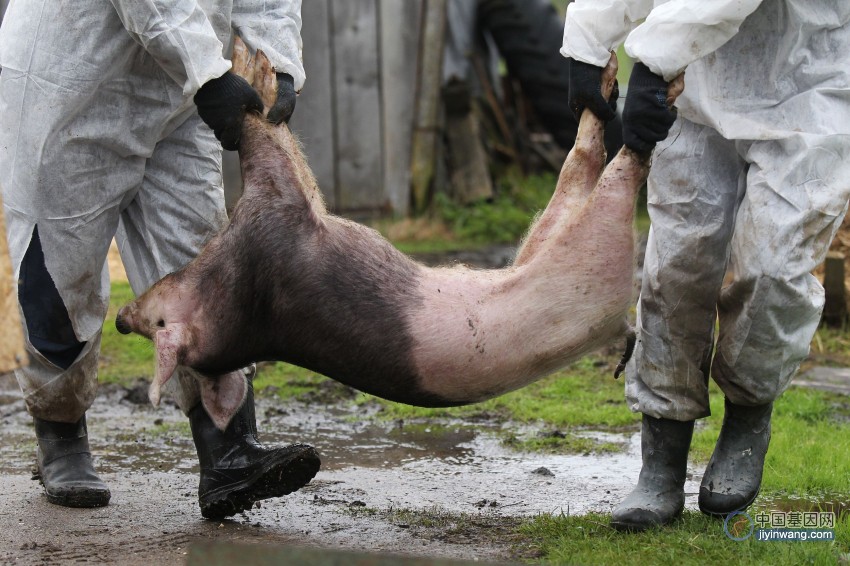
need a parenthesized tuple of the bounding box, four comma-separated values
(408, 256, 632, 403)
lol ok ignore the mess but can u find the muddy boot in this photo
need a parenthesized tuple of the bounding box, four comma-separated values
(611, 414, 694, 532)
(699, 399, 772, 516)
(34, 415, 111, 508)
(189, 380, 320, 520)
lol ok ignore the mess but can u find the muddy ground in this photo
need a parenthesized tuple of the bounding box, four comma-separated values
(0, 371, 707, 565)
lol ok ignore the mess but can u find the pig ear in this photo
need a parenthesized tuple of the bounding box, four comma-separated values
(199, 371, 248, 431)
(149, 324, 187, 407)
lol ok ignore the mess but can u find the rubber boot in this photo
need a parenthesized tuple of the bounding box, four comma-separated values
(189, 380, 320, 520)
(611, 414, 694, 531)
(699, 399, 772, 516)
(33, 415, 111, 508)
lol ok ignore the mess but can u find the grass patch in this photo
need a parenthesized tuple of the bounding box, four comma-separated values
(810, 323, 850, 366)
(362, 355, 636, 429)
(503, 431, 624, 455)
(347, 505, 535, 560)
(99, 282, 155, 384)
(435, 171, 556, 244)
(522, 510, 849, 565)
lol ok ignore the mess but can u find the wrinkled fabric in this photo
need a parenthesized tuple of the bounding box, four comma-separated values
(562, 1, 850, 420)
(626, 120, 850, 421)
(0, 0, 302, 422)
(562, 1, 850, 140)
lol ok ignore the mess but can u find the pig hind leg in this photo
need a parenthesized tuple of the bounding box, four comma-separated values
(514, 54, 618, 266)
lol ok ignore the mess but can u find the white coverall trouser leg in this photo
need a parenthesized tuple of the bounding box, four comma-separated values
(4, 111, 225, 423)
(627, 118, 850, 422)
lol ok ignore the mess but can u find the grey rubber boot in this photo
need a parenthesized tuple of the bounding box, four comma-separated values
(34, 415, 111, 508)
(189, 379, 320, 520)
(611, 414, 694, 531)
(699, 398, 772, 516)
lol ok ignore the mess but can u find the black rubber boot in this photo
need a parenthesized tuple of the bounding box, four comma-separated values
(611, 414, 694, 532)
(33, 415, 111, 508)
(699, 399, 772, 516)
(189, 380, 320, 520)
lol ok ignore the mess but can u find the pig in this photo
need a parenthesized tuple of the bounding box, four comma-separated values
(116, 40, 684, 429)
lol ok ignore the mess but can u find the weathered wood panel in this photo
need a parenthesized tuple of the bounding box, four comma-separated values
(289, 0, 337, 210)
(410, 0, 448, 213)
(0, 196, 26, 373)
(329, 0, 384, 214)
(379, 0, 423, 217)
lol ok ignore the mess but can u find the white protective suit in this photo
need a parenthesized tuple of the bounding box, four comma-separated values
(562, 1, 850, 421)
(0, 0, 304, 422)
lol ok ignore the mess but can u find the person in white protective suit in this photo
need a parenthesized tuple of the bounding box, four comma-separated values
(561, 1, 850, 531)
(0, 0, 321, 519)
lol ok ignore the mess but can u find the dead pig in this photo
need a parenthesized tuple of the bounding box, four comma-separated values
(116, 43, 683, 428)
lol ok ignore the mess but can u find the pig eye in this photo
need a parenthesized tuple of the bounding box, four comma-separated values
(156, 319, 165, 328)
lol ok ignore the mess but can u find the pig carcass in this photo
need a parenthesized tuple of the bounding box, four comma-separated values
(116, 41, 683, 429)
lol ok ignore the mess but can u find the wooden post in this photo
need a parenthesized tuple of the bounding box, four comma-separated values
(289, 0, 337, 210)
(0, 196, 26, 373)
(329, 0, 384, 215)
(443, 90, 493, 204)
(410, 0, 448, 214)
(379, 0, 423, 217)
(822, 251, 848, 327)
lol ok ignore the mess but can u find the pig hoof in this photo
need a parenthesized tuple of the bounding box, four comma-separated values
(614, 331, 637, 379)
(198, 443, 320, 520)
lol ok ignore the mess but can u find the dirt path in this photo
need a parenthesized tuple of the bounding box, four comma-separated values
(0, 372, 711, 564)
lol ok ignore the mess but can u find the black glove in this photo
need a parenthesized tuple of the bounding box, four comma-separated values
(194, 71, 264, 151)
(567, 58, 618, 122)
(622, 62, 677, 154)
(266, 73, 297, 125)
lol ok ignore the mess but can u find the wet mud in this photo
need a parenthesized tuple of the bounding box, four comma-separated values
(0, 373, 703, 564)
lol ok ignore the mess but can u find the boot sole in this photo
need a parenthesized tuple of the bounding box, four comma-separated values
(699, 486, 761, 518)
(610, 510, 683, 533)
(36, 455, 111, 508)
(199, 446, 320, 520)
(44, 488, 111, 508)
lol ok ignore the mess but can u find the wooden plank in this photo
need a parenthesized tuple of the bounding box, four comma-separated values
(410, 0, 448, 213)
(0, 196, 26, 373)
(822, 251, 848, 327)
(378, 0, 423, 217)
(329, 0, 384, 213)
(445, 111, 493, 204)
(289, 0, 337, 210)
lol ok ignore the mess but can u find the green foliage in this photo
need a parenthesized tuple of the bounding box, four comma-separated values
(435, 171, 556, 243)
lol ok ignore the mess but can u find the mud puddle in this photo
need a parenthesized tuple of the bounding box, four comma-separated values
(0, 375, 702, 564)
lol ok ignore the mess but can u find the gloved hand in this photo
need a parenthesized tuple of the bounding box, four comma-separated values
(622, 62, 678, 154)
(194, 71, 264, 151)
(567, 58, 618, 122)
(267, 73, 297, 125)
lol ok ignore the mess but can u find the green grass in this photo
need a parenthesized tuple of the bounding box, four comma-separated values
(99, 282, 156, 384)
(435, 171, 557, 244)
(522, 510, 849, 565)
(359, 355, 635, 428)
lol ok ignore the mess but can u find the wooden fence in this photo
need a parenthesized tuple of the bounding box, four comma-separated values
(288, 0, 426, 218)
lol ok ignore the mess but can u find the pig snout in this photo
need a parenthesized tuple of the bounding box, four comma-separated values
(115, 306, 134, 335)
